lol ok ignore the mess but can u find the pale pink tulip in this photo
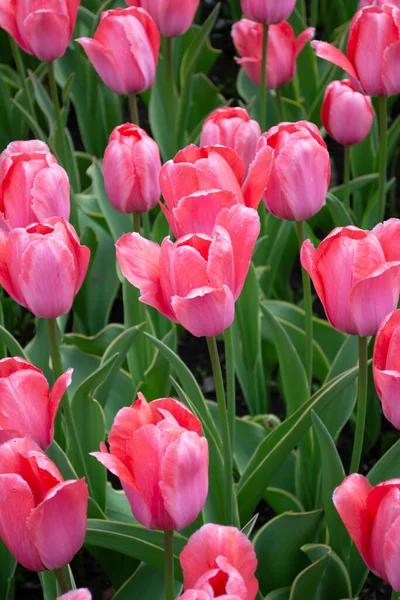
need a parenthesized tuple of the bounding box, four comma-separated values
(125, 0, 199, 37)
(240, 0, 296, 24)
(58, 591, 92, 600)
(373, 310, 400, 428)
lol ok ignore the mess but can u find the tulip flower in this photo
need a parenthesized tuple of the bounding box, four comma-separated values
(92, 393, 208, 531)
(359, 0, 400, 12)
(0, 0, 80, 60)
(373, 309, 400, 429)
(200, 108, 261, 173)
(333, 474, 400, 591)
(0, 356, 72, 450)
(0, 436, 88, 571)
(0, 140, 70, 231)
(116, 204, 260, 337)
(125, 0, 200, 37)
(76, 7, 160, 95)
(58, 591, 92, 600)
(180, 524, 258, 600)
(240, 0, 296, 24)
(231, 19, 315, 90)
(103, 123, 161, 214)
(0, 217, 90, 319)
(179, 593, 241, 600)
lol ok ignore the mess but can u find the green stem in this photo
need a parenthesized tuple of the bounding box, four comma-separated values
(47, 61, 67, 167)
(350, 336, 368, 474)
(276, 88, 284, 122)
(378, 96, 388, 222)
(391, 591, 399, 600)
(164, 530, 175, 600)
(9, 37, 37, 122)
(54, 568, 70, 594)
(224, 325, 235, 448)
(259, 23, 269, 131)
(133, 212, 140, 234)
(129, 93, 139, 126)
(164, 36, 176, 153)
(343, 145, 350, 213)
(206, 336, 233, 525)
(296, 221, 313, 390)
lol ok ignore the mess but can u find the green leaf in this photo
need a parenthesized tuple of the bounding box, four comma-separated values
(0, 539, 16, 600)
(289, 554, 329, 600)
(114, 565, 181, 600)
(38, 571, 57, 600)
(258, 221, 294, 299)
(263, 488, 305, 514)
(241, 513, 259, 538)
(264, 589, 291, 600)
(326, 192, 354, 228)
(0, 324, 28, 359)
(301, 544, 352, 600)
(368, 438, 400, 485)
(47, 440, 78, 481)
(64, 324, 125, 358)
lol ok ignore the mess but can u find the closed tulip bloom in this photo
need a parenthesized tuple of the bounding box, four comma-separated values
(0, 217, 90, 319)
(240, 0, 296, 24)
(0, 357, 72, 450)
(180, 524, 258, 600)
(0, 436, 88, 571)
(0, 140, 70, 231)
(92, 393, 208, 530)
(103, 123, 161, 214)
(58, 591, 92, 600)
(116, 205, 260, 337)
(125, 0, 199, 37)
(259, 121, 330, 221)
(0, 0, 79, 60)
(312, 5, 400, 96)
(301, 224, 400, 336)
(373, 310, 400, 429)
(200, 108, 261, 173)
(334, 474, 400, 591)
(359, 0, 400, 8)
(76, 7, 160, 95)
(232, 19, 314, 90)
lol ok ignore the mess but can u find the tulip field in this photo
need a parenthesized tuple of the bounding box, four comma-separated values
(1, 0, 400, 598)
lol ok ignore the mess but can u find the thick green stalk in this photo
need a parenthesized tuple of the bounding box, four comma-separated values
(164, 36, 176, 153)
(296, 221, 313, 390)
(224, 325, 235, 447)
(129, 93, 139, 125)
(378, 96, 388, 222)
(54, 567, 74, 594)
(47, 61, 67, 167)
(350, 336, 368, 474)
(276, 88, 284, 122)
(259, 24, 269, 131)
(343, 145, 350, 213)
(206, 336, 233, 525)
(164, 530, 175, 600)
(133, 212, 140, 233)
(10, 37, 36, 122)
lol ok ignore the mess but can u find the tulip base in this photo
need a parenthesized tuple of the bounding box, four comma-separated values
(164, 530, 175, 600)
(350, 336, 368, 474)
(260, 24, 269, 131)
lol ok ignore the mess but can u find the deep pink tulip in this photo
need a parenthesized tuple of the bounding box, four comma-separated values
(200, 108, 261, 173)
(259, 121, 330, 221)
(103, 123, 161, 214)
(321, 80, 374, 146)
(58, 591, 92, 600)
(76, 7, 160, 95)
(0, 0, 79, 60)
(116, 205, 260, 337)
(125, 0, 199, 37)
(0, 140, 70, 231)
(0, 217, 90, 319)
(240, 0, 296, 24)
(312, 5, 400, 96)
(359, 0, 400, 8)
(334, 475, 400, 591)
(232, 19, 314, 89)
(179, 592, 241, 600)
(373, 309, 400, 429)
(0, 357, 72, 450)
(301, 223, 400, 336)
(180, 524, 258, 600)
(0, 436, 87, 571)
(92, 393, 208, 530)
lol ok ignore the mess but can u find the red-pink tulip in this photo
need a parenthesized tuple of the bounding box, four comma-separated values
(76, 7, 160, 95)
(103, 123, 161, 214)
(259, 121, 330, 221)
(92, 393, 208, 530)
(240, 0, 296, 24)
(373, 309, 400, 429)
(0, 436, 87, 571)
(116, 205, 260, 337)
(200, 108, 261, 173)
(0, 217, 90, 319)
(321, 80, 374, 146)
(0, 0, 79, 60)
(232, 19, 314, 89)
(58, 591, 92, 600)
(125, 0, 199, 37)
(359, 0, 400, 8)
(301, 224, 400, 336)
(0, 357, 72, 450)
(0, 140, 70, 231)
(334, 474, 400, 591)
(179, 592, 241, 600)
(180, 524, 258, 600)
(312, 5, 400, 96)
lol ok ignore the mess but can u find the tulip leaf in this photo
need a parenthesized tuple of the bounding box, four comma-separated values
(289, 554, 330, 600)
(241, 513, 259, 538)
(47, 440, 78, 481)
(263, 488, 305, 515)
(114, 564, 182, 600)
(258, 220, 294, 299)
(326, 192, 354, 228)
(38, 571, 58, 600)
(0, 539, 16, 600)
(368, 438, 400, 485)
(0, 324, 28, 360)
(300, 544, 352, 600)
(63, 324, 125, 358)
(264, 589, 291, 600)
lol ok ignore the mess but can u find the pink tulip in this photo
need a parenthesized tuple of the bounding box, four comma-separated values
(92, 393, 208, 530)
(200, 108, 261, 174)
(76, 7, 160, 95)
(0, 357, 72, 450)
(179, 592, 241, 600)
(0, 140, 70, 231)
(232, 19, 314, 89)
(116, 204, 260, 337)
(0, 436, 87, 571)
(301, 224, 400, 336)
(334, 474, 400, 591)
(125, 0, 199, 37)
(103, 123, 161, 214)
(0, 217, 90, 319)
(359, 0, 400, 8)
(321, 80, 374, 146)
(0, 0, 79, 60)
(259, 121, 330, 221)
(312, 5, 400, 96)
(373, 309, 400, 429)
(180, 524, 258, 600)
(240, 0, 296, 24)
(58, 591, 92, 600)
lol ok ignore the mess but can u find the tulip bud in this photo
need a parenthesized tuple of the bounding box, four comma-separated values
(125, 0, 200, 37)
(0, 217, 90, 319)
(373, 310, 400, 429)
(240, 0, 296, 24)
(103, 123, 161, 213)
(0, 437, 88, 571)
(321, 80, 374, 146)
(76, 7, 160, 95)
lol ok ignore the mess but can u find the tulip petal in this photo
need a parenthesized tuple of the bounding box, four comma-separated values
(295, 27, 315, 56)
(311, 41, 363, 92)
(150, 398, 203, 436)
(242, 145, 273, 210)
(24, 10, 70, 61)
(49, 368, 73, 443)
(31, 164, 70, 223)
(104, 141, 135, 213)
(173, 190, 239, 237)
(369, 486, 400, 581)
(0, 0, 29, 52)
(373, 369, 400, 428)
(374, 218, 400, 261)
(107, 397, 154, 463)
(207, 227, 235, 292)
(58, 589, 92, 600)
(91, 446, 137, 490)
(383, 41, 400, 96)
(179, 592, 212, 600)
(76, 38, 127, 94)
(172, 285, 235, 337)
(383, 513, 400, 591)
(0, 231, 23, 304)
